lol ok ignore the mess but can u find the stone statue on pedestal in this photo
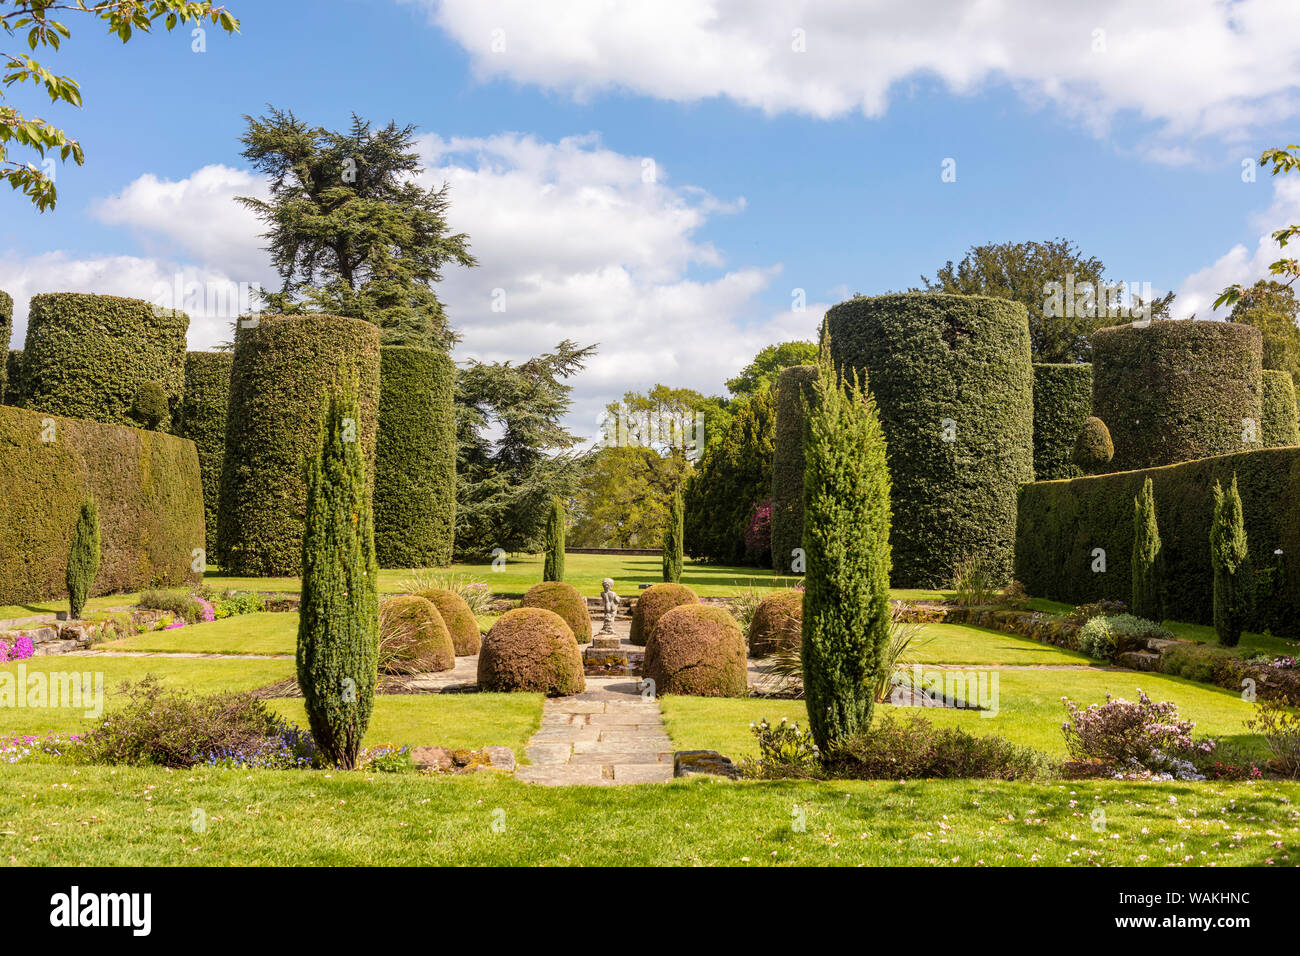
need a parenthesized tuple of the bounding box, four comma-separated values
(599, 577, 619, 634)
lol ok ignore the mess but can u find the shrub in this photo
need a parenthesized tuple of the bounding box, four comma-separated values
(218, 314, 381, 576)
(1077, 617, 1116, 661)
(825, 293, 1034, 587)
(1211, 475, 1250, 647)
(643, 603, 747, 697)
(0, 406, 204, 607)
(1091, 320, 1263, 470)
(662, 490, 684, 583)
(213, 591, 263, 619)
(297, 386, 379, 770)
(1032, 363, 1093, 480)
(137, 588, 214, 624)
(747, 589, 802, 658)
(521, 580, 591, 644)
(374, 346, 456, 568)
(378, 595, 455, 674)
(414, 587, 481, 656)
(743, 498, 773, 566)
(543, 496, 565, 582)
(1130, 476, 1163, 621)
(0, 289, 11, 398)
(1261, 369, 1300, 447)
(178, 351, 232, 555)
(65, 498, 100, 619)
(800, 358, 892, 751)
(824, 714, 1051, 781)
(1072, 416, 1113, 474)
(1061, 690, 1214, 778)
(629, 582, 699, 646)
(476, 607, 584, 696)
(1246, 696, 1300, 778)
(769, 364, 818, 572)
(741, 716, 821, 779)
(21, 293, 187, 429)
(129, 381, 168, 430)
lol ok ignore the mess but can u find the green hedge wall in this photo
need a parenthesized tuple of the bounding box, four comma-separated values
(374, 346, 456, 568)
(0, 290, 11, 398)
(178, 351, 233, 557)
(825, 293, 1035, 587)
(769, 364, 818, 572)
(1261, 369, 1300, 448)
(3, 350, 21, 405)
(21, 293, 188, 430)
(217, 314, 381, 576)
(1091, 321, 1262, 471)
(1032, 363, 1092, 480)
(1015, 447, 1300, 635)
(0, 405, 204, 605)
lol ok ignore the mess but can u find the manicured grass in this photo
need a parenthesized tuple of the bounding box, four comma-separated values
(0, 593, 139, 622)
(907, 622, 1093, 666)
(1164, 620, 1300, 657)
(0, 763, 1294, 866)
(99, 612, 297, 655)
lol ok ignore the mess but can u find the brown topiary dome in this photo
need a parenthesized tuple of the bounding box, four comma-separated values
(747, 589, 803, 658)
(521, 581, 592, 644)
(379, 595, 456, 674)
(629, 582, 699, 646)
(417, 587, 481, 655)
(643, 604, 748, 697)
(477, 607, 585, 696)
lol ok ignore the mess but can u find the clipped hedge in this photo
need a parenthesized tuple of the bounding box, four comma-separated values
(4, 350, 22, 406)
(0, 405, 204, 605)
(0, 290, 11, 398)
(21, 293, 188, 429)
(643, 604, 748, 697)
(417, 588, 481, 656)
(477, 607, 585, 696)
(1261, 369, 1300, 448)
(379, 595, 455, 673)
(769, 364, 818, 573)
(826, 293, 1034, 587)
(1032, 363, 1092, 480)
(521, 581, 591, 644)
(630, 582, 699, 646)
(1091, 321, 1262, 471)
(217, 315, 381, 576)
(374, 346, 456, 568)
(178, 351, 233, 557)
(1015, 446, 1300, 636)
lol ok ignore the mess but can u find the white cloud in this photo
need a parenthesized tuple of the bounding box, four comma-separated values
(420, 0, 1300, 158)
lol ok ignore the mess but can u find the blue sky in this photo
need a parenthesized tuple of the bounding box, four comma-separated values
(4, 0, 1300, 429)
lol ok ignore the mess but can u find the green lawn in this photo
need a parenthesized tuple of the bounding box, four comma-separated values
(0, 593, 139, 622)
(907, 622, 1093, 666)
(0, 764, 1294, 866)
(99, 612, 298, 655)
(1164, 620, 1300, 657)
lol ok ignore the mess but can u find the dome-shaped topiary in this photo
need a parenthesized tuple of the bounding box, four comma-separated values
(1073, 416, 1114, 474)
(747, 589, 803, 658)
(379, 595, 455, 674)
(521, 581, 591, 644)
(417, 587, 481, 655)
(130, 381, 169, 430)
(477, 607, 585, 696)
(629, 582, 699, 646)
(643, 604, 747, 697)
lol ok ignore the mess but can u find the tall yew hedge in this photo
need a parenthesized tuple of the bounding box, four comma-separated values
(1261, 369, 1300, 447)
(1032, 363, 1092, 480)
(178, 351, 233, 557)
(770, 364, 818, 573)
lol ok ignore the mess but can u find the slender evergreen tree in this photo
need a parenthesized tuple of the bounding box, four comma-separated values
(297, 385, 379, 769)
(801, 353, 892, 753)
(662, 491, 684, 583)
(66, 498, 100, 619)
(1210, 474, 1249, 648)
(1131, 477, 1163, 621)
(543, 496, 566, 582)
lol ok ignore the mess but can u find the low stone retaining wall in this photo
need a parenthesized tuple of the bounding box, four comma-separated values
(0, 609, 171, 656)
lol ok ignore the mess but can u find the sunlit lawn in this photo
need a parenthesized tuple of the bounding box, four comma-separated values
(99, 612, 297, 656)
(907, 622, 1092, 666)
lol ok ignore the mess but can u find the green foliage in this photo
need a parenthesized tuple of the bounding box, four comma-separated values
(129, 381, 168, 430)
(826, 293, 1034, 587)
(0, 290, 11, 396)
(1229, 281, 1300, 387)
(769, 364, 817, 573)
(1262, 369, 1300, 447)
(1072, 416, 1114, 474)
(1131, 477, 1163, 622)
(642, 603, 748, 697)
(542, 496, 565, 582)
(21, 294, 187, 428)
(1031, 363, 1092, 480)
(726, 341, 818, 398)
(4, 349, 22, 405)
(1211, 476, 1250, 648)
(1016, 448, 1300, 636)
(218, 314, 380, 576)
(800, 358, 892, 752)
(521, 581, 590, 644)
(65, 497, 100, 619)
(1216, 147, 1300, 313)
(178, 351, 232, 554)
(238, 107, 474, 349)
(824, 714, 1051, 781)
(374, 346, 456, 568)
(1091, 321, 1263, 470)
(0, 405, 203, 606)
(297, 385, 379, 770)
(629, 582, 698, 646)
(662, 491, 683, 583)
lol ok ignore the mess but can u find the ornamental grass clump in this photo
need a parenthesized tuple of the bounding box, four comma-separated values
(1061, 690, 1214, 779)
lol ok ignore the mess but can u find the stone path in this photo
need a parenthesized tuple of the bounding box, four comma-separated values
(515, 676, 675, 786)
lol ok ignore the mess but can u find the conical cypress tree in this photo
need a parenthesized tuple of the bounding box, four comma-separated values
(297, 385, 378, 769)
(662, 491, 684, 583)
(543, 496, 565, 582)
(801, 355, 892, 753)
(66, 497, 100, 619)
(1210, 474, 1249, 648)
(1131, 477, 1163, 622)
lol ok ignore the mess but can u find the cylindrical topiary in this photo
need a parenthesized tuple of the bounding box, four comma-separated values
(218, 315, 381, 576)
(1211, 474, 1249, 648)
(66, 497, 100, 619)
(662, 491, 684, 583)
(178, 351, 233, 558)
(1131, 476, 1163, 622)
(826, 293, 1033, 588)
(1032, 363, 1093, 480)
(521, 580, 592, 644)
(379, 595, 455, 673)
(543, 496, 566, 582)
(629, 582, 699, 646)
(747, 589, 803, 658)
(477, 607, 584, 696)
(770, 364, 818, 573)
(1091, 321, 1263, 470)
(0, 290, 12, 399)
(1073, 416, 1115, 474)
(643, 603, 747, 697)
(21, 293, 188, 429)
(416, 588, 481, 655)
(297, 384, 379, 770)
(374, 346, 456, 569)
(1261, 369, 1300, 447)
(4, 349, 23, 406)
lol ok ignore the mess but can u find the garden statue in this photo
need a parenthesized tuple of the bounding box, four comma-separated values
(599, 577, 619, 634)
